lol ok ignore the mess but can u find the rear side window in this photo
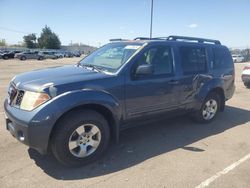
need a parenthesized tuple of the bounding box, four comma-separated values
(213, 48, 233, 69)
(180, 46, 207, 75)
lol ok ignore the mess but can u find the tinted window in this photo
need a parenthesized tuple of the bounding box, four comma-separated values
(180, 46, 207, 75)
(136, 46, 173, 75)
(213, 48, 233, 69)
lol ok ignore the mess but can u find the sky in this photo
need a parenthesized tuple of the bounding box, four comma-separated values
(0, 0, 249, 48)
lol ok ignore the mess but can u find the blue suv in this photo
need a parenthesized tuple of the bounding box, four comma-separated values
(4, 36, 235, 166)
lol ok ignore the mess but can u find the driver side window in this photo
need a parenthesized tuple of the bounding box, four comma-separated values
(136, 45, 174, 76)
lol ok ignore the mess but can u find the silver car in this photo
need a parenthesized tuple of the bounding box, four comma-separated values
(15, 51, 42, 60)
(38, 51, 58, 59)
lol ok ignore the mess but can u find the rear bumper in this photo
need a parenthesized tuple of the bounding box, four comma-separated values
(225, 84, 235, 101)
(242, 74, 250, 83)
(4, 99, 58, 154)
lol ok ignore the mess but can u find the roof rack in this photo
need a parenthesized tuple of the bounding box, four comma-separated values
(109, 38, 129, 42)
(112, 36, 221, 45)
(134, 37, 152, 40)
(167, 35, 221, 45)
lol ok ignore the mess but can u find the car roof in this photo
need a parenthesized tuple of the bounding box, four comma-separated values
(112, 40, 226, 49)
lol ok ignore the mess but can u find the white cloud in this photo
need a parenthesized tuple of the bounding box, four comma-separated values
(188, 24, 198, 28)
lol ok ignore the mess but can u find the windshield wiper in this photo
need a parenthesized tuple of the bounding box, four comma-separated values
(80, 64, 103, 73)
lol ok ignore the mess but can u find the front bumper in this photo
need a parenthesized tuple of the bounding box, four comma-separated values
(4, 99, 58, 154)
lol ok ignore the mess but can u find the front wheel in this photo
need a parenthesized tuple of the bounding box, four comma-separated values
(194, 92, 220, 123)
(51, 109, 110, 167)
(3, 55, 9, 60)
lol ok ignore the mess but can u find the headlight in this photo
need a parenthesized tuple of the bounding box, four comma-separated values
(20, 91, 50, 111)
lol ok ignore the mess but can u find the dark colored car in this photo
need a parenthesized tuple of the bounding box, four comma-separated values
(1, 50, 22, 60)
(73, 51, 81, 57)
(64, 51, 74, 58)
(4, 36, 235, 166)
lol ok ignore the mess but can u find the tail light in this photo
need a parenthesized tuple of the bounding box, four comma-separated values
(243, 66, 250, 70)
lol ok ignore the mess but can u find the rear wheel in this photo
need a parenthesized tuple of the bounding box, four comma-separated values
(51, 109, 110, 167)
(244, 82, 250, 88)
(20, 56, 26, 60)
(194, 92, 220, 123)
(37, 56, 44, 60)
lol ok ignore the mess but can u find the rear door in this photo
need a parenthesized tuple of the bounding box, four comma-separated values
(178, 45, 209, 106)
(212, 46, 235, 98)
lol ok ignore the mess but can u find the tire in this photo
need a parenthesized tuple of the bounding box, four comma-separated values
(194, 92, 221, 123)
(3, 55, 8, 60)
(37, 56, 43, 60)
(20, 56, 26, 60)
(51, 109, 110, 167)
(244, 82, 250, 88)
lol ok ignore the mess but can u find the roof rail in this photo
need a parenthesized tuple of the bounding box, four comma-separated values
(134, 37, 152, 40)
(167, 35, 221, 45)
(109, 38, 129, 42)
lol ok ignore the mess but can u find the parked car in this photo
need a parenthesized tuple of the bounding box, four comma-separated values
(73, 51, 81, 57)
(4, 36, 235, 166)
(232, 54, 244, 63)
(54, 52, 64, 58)
(242, 64, 250, 88)
(1, 51, 15, 60)
(38, 51, 58, 59)
(64, 51, 74, 57)
(15, 51, 42, 60)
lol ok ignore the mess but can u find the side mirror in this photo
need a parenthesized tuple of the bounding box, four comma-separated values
(135, 64, 153, 76)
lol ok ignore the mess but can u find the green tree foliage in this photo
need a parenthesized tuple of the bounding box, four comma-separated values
(0, 39, 6, 46)
(38, 26, 61, 49)
(23, 33, 37, 48)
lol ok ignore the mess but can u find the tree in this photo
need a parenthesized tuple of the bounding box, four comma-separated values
(0, 39, 6, 46)
(23, 33, 37, 48)
(38, 26, 61, 49)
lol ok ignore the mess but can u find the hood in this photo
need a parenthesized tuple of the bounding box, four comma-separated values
(12, 65, 110, 92)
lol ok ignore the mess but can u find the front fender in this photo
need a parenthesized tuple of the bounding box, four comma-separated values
(51, 89, 121, 121)
(29, 89, 121, 152)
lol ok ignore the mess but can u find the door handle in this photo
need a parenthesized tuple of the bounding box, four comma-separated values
(168, 80, 179, 85)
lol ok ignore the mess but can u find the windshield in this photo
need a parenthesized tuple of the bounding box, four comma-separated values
(79, 43, 143, 73)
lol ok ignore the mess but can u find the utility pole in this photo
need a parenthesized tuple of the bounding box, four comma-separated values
(150, 0, 154, 38)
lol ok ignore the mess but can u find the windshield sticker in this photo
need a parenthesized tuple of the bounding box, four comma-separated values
(124, 45, 141, 50)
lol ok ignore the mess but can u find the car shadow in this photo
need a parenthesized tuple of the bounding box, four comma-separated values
(28, 105, 250, 180)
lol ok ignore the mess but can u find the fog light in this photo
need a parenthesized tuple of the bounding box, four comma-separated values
(17, 131, 25, 141)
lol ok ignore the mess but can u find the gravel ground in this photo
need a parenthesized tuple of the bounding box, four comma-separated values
(0, 58, 250, 188)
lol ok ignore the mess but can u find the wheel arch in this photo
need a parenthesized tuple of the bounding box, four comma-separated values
(208, 87, 225, 111)
(49, 103, 119, 150)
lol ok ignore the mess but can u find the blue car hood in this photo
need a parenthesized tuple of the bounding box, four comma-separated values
(12, 65, 110, 92)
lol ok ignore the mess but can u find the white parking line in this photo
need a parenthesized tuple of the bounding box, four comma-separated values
(196, 153, 250, 188)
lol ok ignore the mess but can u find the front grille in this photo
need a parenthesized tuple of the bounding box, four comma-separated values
(8, 83, 25, 108)
(8, 85, 17, 104)
(15, 90, 24, 106)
